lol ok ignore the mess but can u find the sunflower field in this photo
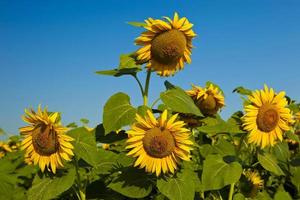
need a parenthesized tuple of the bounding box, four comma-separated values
(1, 13, 300, 200)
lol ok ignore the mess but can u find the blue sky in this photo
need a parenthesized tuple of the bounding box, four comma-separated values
(1, 0, 300, 134)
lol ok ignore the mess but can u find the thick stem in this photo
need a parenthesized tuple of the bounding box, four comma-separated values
(143, 70, 152, 106)
(228, 183, 235, 200)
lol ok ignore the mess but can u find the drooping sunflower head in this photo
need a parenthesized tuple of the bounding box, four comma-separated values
(135, 12, 196, 76)
(19, 105, 74, 173)
(186, 84, 225, 116)
(243, 85, 294, 148)
(126, 110, 193, 176)
(240, 169, 263, 198)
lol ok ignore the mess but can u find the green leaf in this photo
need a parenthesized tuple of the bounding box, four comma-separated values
(108, 167, 153, 198)
(290, 166, 300, 192)
(95, 68, 141, 77)
(213, 138, 236, 156)
(103, 92, 137, 134)
(160, 82, 202, 116)
(201, 154, 242, 191)
(95, 124, 127, 143)
(137, 105, 150, 117)
(233, 193, 245, 200)
(28, 169, 76, 200)
(119, 54, 139, 69)
(80, 118, 89, 124)
(66, 122, 78, 128)
(257, 152, 284, 175)
(198, 115, 244, 136)
(67, 127, 99, 166)
(91, 148, 119, 175)
(286, 131, 300, 143)
(157, 168, 195, 200)
(127, 21, 147, 27)
(274, 191, 292, 200)
(273, 142, 290, 163)
(232, 86, 252, 95)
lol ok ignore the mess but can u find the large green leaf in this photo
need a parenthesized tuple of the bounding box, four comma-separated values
(67, 127, 99, 166)
(273, 142, 290, 163)
(198, 115, 243, 136)
(157, 168, 195, 200)
(257, 152, 284, 176)
(91, 148, 119, 175)
(160, 82, 202, 116)
(28, 169, 76, 200)
(108, 167, 153, 198)
(274, 191, 292, 200)
(213, 138, 236, 156)
(202, 154, 242, 191)
(103, 92, 137, 134)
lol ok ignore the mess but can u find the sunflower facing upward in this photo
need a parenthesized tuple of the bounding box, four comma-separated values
(135, 12, 196, 76)
(126, 110, 193, 176)
(243, 85, 293, 148)
(186, 84, 225, 116)
(19, 105, 74, 173)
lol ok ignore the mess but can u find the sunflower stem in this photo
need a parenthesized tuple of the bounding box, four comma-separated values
(143, 70, 152, 106)
(228, 183, 235, 200)
(132, 74, 145, 101)
(74, 156, 85, 200)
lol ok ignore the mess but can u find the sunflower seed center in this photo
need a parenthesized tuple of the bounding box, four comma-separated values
(257, 105, 279, 132)
(151, 29, 186, 64)
(197, 94, 218, 116)
(32, 124, 59, 156)
(143, 127, 175, 158)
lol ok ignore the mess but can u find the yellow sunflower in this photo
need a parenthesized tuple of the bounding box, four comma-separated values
(126, 110, 193, 176)
(295, 111, 300, 122)
(19, 105, 74, 173)
(186, 84, 225, 116)
(135, 12, 196, 76)
(241, 169, 263, 198)
(243, 85, 293, 148)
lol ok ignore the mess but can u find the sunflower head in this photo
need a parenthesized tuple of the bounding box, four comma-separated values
(186, 84, 225, 116)
(135, 12, 196, 76)
(19, 105, 74, 173)
(240, 169, 263, 198)
(243, 85, 294, 148)
(126, 110, 193, 176)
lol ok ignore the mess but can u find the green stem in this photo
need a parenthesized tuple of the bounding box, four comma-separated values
(150, 97, 161, 109)
(228, 183, 235, 200)
(143, 70, 152, 106)
(132, 74, 145, 100)
(74, 156, 85, 200)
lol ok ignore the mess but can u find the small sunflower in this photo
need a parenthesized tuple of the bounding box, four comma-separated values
(243, 85, 293, 148)
(295, 112, 300, 122)
(241, 169, 263, 198)
(19, 105, 74, 173)
(126, 110, 193, 176)
(186, 84, 225, 116)
(135, 12, 196, 76)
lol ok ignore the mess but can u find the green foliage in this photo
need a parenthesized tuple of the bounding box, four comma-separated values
(160, 81, 202, 116)
(157, 168, 195, 200)
(202, 154, 242, 191)
(258, 151, 285, 176)
(232, 86, 252, 95)
(28, 169, 76, 200)
(108, 167, 153, 198)
(103, 92, 137, 134)
(127, 21, 147, 27)
(67, 127, 100, 166)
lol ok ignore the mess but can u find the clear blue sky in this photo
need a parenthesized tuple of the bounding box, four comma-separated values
(1, 0, 300, 134)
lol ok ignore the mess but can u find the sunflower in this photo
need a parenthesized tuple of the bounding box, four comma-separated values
(126, 110, 193, 176)
(241, 169, 263, 198)
(135, 12, 196, 76)
(243, 85, 293, 148)
(19, 105, 74, 173)
(186, 84, 225, 116)
(295, 112, 300, 122)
